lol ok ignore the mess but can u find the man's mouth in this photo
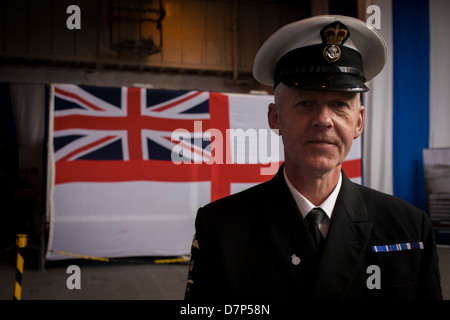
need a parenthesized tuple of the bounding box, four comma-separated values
(307, 139, 335, 145)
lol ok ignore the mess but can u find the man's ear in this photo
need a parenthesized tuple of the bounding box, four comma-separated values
(268, 103, 281, 135)
(354, 105, 365, 139)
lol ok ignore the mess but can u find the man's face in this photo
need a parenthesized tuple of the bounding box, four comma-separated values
(268, 85, 364, 177)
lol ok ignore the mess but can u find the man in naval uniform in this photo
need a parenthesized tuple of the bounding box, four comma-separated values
(184, 15, 442, 300)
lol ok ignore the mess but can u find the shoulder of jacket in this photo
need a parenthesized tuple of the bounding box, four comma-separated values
(201, 178, 274, 213)
(352, 183, 425, 225)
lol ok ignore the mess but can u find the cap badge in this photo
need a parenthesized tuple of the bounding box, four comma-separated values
(320, 21, 350, 62)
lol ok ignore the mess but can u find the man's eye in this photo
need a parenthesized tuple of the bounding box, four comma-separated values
(297, 101, 311, 107)
(332, 101, 348, 108)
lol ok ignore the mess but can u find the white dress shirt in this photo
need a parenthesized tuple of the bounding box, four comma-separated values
(283, 167, 342, 240)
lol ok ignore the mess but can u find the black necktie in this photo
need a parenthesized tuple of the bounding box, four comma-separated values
(306, 208, 324, 248)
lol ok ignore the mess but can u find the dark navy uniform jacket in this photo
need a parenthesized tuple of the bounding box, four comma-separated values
(185, 165, 442, 300)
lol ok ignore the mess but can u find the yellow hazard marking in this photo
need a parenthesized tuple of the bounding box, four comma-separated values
(14, 282, 22, 300)
(16, 234, 27, 248)
(154, 256, 190, 264)
(17, 254, 24, 273)
(50, 250, 189, 264)
(51, 250, 110, 262)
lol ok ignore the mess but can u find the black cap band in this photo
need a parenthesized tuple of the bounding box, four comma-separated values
(274, 44, 368, 92)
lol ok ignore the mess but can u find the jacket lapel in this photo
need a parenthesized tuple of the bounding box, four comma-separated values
(312, 171, 373, 299)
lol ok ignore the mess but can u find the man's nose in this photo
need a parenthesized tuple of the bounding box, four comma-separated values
(312, 106, 333, 129)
